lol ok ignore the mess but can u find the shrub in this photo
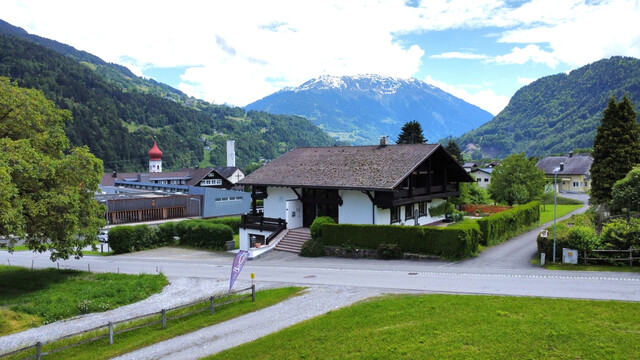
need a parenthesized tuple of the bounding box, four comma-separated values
(599, 218, 640, 250)
(131, 225, 156, 250)
(108, 226, 134, 254)
(299, 240, 325, 257)
(310, 216, 335, 241)
(179, 222, 233, 250)
(156, 222, 178, 246)
(565, 226, 599, 252)
(537, 212, 599, 256)
(477, 201, 540, 246)
(206, 217, 241, 234)
(377, 243, 403, 259)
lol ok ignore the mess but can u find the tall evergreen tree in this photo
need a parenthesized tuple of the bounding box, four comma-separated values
(396, 120, 426, 144)
(445, 140, 463, 164)
(590, 96, 640, 205)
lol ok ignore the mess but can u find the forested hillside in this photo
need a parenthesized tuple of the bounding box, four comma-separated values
(0, 31, 335, 171)
(456, 56, 640, 158)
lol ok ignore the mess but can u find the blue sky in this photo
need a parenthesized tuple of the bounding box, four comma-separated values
(2, 0, 640, 115)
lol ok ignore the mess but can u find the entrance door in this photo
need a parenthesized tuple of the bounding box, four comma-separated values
(303, 202, 316, 228)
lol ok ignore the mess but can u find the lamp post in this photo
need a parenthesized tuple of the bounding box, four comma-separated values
(552, 163, 564, 263)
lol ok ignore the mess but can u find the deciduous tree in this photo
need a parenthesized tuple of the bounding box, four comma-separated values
(396, 120, 426, 144)
(488, 153, 546, 206)
(0, 77, 105, 260)
(610, 166, 640, 214)
(590, 96, 640, 205)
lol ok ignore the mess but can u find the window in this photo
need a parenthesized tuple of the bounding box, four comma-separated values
(418, 202, 428, 217)
(573, 182, 579, 187)
(477, 178, 481, 182)
(201, 179, 222, 186)
(405, 205, 414, 220)
(484, 178, 489, 182)
(391, 207, 401, 223)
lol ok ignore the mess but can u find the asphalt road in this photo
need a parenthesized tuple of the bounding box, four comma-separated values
(2, 196, 639, 302)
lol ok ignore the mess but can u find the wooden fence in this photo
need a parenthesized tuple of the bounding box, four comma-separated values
(0, 285, 255, 360)
(582, 247, 640, 266)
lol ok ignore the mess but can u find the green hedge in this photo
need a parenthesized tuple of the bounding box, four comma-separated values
(178, 222, 233, 250)
(476, 201, 540, 246)
(108, 225, 158, 254)
(205, 217, 241, 234)
(322, 220, 480, 259)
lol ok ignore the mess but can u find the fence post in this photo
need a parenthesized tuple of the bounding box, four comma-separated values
(251, 284, 255, 302)
(36, 341, 41, 360)
(162, 309, 166, 329)
(584, 250, 587, 265)
(210, 296, 215, 314)
(109, 322, 114, 345)
(630, 247, 633, 267)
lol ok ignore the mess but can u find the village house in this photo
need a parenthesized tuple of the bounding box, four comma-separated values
(470, 167, 493, 188)
(237, 142, 474, 254)
(536, 152, 593, 193)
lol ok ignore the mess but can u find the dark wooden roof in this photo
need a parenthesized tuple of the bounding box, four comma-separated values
(536, 154, 593, 176)
(238, 144, 473, 191)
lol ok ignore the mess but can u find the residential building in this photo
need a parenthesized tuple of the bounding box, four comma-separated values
(470, 167, 493, 188)
(536, 152, 593, 193)
(237, 143, 474, 251)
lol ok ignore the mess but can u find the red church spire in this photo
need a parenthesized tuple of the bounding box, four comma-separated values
(148, 141, 163, 161)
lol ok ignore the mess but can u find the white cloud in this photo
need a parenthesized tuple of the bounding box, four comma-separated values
(3, 0, 640, 107)
(494, 44, 559, 67)
(424, 76, 509, 116)
(430, 52, 490, 60)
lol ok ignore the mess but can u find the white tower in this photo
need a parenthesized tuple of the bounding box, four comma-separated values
(226, 140, 236, 167)
(148, 141, 163, 173)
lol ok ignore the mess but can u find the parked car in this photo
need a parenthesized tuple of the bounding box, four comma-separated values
(97, 229, 109, 243)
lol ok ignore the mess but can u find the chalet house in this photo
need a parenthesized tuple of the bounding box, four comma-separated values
(470, 167, 493, 188)
(237, 143, 474, 252)
(536, 152, 593, 193)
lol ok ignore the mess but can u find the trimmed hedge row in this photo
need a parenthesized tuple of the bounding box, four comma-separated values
(321, 220, 481, 259)
(476, 201, 540, 246)
(108, 217, 237, 254)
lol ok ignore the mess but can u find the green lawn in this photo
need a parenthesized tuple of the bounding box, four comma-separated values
(0, 266, 167, 335)
(209, 294, 640, 360)
(7, 287, 303, 360)
(539, 204, 583, 224)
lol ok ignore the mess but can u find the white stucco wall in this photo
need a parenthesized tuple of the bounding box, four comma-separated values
(239, 228, 274, 251)
(286, 199, 303, 228)
(339, 190, 374, 224)
(264, 187, 297, 220)
(376, 207, 391, 225)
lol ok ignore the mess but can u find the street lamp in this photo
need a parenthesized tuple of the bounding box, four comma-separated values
(552, 163, 564, 263)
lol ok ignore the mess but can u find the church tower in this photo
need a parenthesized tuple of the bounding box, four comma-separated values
(148, 141, 163, 173)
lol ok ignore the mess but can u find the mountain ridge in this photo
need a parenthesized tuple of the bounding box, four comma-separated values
(246, 74, 493, 145)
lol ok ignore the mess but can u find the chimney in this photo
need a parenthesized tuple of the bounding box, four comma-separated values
(568, 151, 573, 158)
(560, 162, 564, 172)
(112, 170, 117, 178)
(226, 140, 236, 167)
(379, 136, 389, 147)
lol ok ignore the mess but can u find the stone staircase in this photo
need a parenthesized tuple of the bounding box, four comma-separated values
(275, 227, 311, 253)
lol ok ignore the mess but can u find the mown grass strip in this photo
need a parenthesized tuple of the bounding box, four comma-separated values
(0, 265, 167, 335)
(209, 293, 640, 360)
(5, 287, 303, 360)
(539, 204, 583, 224)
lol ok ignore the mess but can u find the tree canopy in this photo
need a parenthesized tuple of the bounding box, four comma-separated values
(0, 77, 105, 260)
(487, 152, 547, 206)
(590, 96, 640, 205)
(396, 120, 426, 144)
(610, 166, 640, 214)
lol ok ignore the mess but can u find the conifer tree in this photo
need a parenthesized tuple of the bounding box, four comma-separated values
(590, 96, 640, 205)
(396, 120, 426, 144)
(445, 140, 463, 164)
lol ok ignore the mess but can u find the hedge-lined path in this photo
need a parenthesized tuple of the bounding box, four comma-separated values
(451, 193, 590, 269)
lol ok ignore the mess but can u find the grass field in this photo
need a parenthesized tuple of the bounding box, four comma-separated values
(539, 204, 583, 224)
(0, 266, 167, 336)
(209, 293, 640, 360)
(6, 287, 303, 360)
